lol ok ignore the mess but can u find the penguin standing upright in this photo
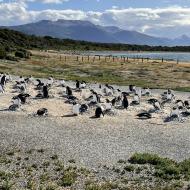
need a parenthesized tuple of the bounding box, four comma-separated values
(72, 102, 80, 116)
(95, 106, 104, 118)
(76, 80, 80, 89)
(66, 86, 73, 96)
(122, 95, 129, 109)
(43, 85, 49, 98)
(1, 75, 6, 87)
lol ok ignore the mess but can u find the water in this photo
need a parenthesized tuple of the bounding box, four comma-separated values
(88, 51, 190, 62)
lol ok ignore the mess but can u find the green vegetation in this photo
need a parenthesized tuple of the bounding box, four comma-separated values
(15, 49, 31, 59)
(1, 28, 190, 52)
(0, 29, 189, 90)
(0, 47, 6, 59)
(59, 171, 77, 187)
(0, 50, 189, 90)
(85, 181, 118, 190)
(1, 149, 190, 189)
(129, 153, 190, 180)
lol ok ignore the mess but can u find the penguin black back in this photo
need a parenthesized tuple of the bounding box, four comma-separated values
(95, 107, 104, 118)
(122, 95, 129, 109)
(43, 85, 49, 98)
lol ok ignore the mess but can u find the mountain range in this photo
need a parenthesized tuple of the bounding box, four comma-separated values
(2, 19, 190, 46)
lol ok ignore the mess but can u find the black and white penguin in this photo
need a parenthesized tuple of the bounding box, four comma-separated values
(122, 94, 129, 109)
(184, 100, 190, 108)
(37, 108, 48, 116)
(43, 85, 49, 98)
(36, 79, 44, 89)
(13, 93, 30, 104)
(130, 94, 140, 106)
(80, 81, 87, 89)
(72, 102, 80, 115)
(129, 85, 136, 93)
(80, 104, 89, 113)
(66, 86, 73, 96)
(76, 80, 80, 89)
(0, 84, 4, 93)
(1, 75, 6, 87)
(95, 106, 104, 118)
(137, 112, 152, 119)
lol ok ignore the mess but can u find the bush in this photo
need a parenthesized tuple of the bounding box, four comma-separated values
(15, 51, 25, 58)
(59, 171, 77, 187)
(128, 153, 175, 166)
(5, 55, 18, 62)
(129, 153, 181, 180)
(15, 49, 31, 59)
(0, 47, 6, 59)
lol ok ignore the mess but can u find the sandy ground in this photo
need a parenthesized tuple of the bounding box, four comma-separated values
(0, 78, 190, 168)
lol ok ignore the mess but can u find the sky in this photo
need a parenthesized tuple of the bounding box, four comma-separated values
(1, 0, 190, 38)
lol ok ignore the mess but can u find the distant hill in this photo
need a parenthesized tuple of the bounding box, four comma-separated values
(3, 19, 190, 46)
(1, 28, 190, 53)
(6, 20, 118, 44)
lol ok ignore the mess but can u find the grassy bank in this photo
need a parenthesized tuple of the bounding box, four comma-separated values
(0, 50, 190, 91)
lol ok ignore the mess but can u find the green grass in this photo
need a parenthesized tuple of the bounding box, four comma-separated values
(128, 153, 190, 180)
(174, 87, 190, 92)
(0, 50, 190, 91)
(85, 181, 118, 190)
(1, 149, 190, 189)
(59, 171, 77, 187)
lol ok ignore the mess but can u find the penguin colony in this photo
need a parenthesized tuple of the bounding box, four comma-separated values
(0, 73, 190, 122)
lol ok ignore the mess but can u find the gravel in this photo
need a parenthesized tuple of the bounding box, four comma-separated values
(0, 78, 190, 168)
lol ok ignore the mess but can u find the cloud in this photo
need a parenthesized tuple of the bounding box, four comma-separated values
(29, 0, 70, 4)
(1, 1, 190, 37)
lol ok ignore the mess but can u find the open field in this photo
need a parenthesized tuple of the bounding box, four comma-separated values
(0, 51, 190, 189)
(0, 50, 190, 91)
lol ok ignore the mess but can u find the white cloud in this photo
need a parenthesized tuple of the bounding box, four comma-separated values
(1, 2, 190, 37)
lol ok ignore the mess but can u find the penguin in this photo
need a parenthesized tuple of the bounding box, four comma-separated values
(43, 85, 49, 98)
(66, 86, 73, 96)
(80, 81, 86, 89)
(148, 98, 158, 104)
(9, 97, 21, 111)
(72, 102, 80, 116)
(122, 94, 129, 109)
(1, 75, 6, 87)
(129, 85, 136, 93)
(153, 101, 162, 111)
(175, 100, 184, 107)
(13, 94, 30, 104)
(111, 97, 117, 106)
(76, 80, 80, 89)
(95, 106, 104, 118)
(36, 79, 44, 89)
(130, 94, 140, 106)
(47, 77, 54, 86)
(80, 104, 89, 113)
(142, 88, 151, 96)
(60, 79, 66, 87)
(0, 84, 4, 93)
(170, 107, 181, 121)
(184, 100, 189, 108)
(137, 112, 152, 119)
(37, 108, 48, 116)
